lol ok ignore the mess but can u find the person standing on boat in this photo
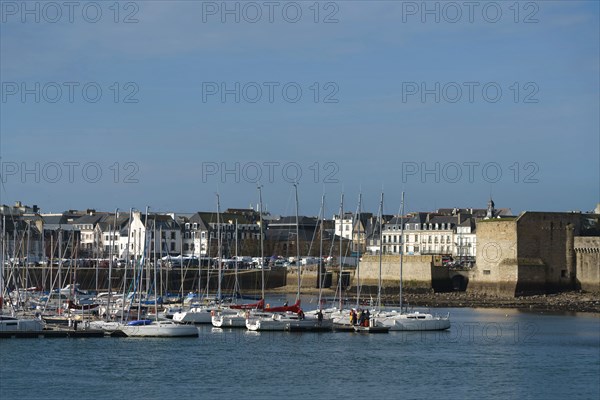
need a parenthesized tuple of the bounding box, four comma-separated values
(317, 309, 323, 323)
(364, 309, 371, 327)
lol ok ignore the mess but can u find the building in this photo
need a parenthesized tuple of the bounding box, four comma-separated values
(381, 199, 511, 259)
(1, 202, 44, 263)
(472, 210, 600, 296)
(180, 209, 262, 257)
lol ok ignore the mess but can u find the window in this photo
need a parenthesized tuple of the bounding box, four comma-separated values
(171, 242, 175, 251)
(185, 223, 190, 230)
(193, 223, 198, 230)
(171, 232, 176, 239)
(483, 270, 491, 275)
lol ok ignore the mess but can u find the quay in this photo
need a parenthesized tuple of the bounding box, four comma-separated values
(0, 326, 105, 339)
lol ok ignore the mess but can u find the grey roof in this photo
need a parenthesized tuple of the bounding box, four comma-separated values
(73, 213, 107, 225)
(265, 227, 321, 242)
(268, 216, 318, 227)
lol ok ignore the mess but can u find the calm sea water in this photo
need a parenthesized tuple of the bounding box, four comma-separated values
(1, 306, 599, 400)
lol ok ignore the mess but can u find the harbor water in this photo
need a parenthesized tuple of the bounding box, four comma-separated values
(1, 307, 599, 400)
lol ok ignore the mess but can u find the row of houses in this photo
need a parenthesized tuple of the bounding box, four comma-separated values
(2, 199, 509, 263)
(334, 199, 512, 261)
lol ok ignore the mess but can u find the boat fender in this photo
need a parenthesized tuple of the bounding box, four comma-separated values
(211, 310, 215, 317)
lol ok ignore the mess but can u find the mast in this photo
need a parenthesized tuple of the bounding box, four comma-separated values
(107, 223, 113, 320)
(138, 206, 149, 320)
(154, 219, 159, 301)
(181, 229, 185, 304)
(57, 229, 62, 314)
(216, 193, 222, 306)
(356, 192, 362, 309)
(317, 194, 325, 310)
(377, 192, 384, 310)
(107, 208, 118, 322)
(49, 232, 53, 315)
(153, 220, 159, 324)
(293, 183, 301, 301)
(399, 192, 405, 311)
(0, 215, 4, 313)
(257, 185, 265, 303)
(25, 220, 30, 305)
(122, 208, 132, 323)
(234, 220, 239, 299)
(337, 193, 344, 311)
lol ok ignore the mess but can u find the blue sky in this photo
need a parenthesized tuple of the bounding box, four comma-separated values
(1, 0, 598, 217)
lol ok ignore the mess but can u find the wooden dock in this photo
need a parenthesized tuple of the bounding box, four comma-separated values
(0, 328, 105, 339)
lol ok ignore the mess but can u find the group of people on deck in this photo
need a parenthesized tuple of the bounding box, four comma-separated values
(349, 309, 371, 327)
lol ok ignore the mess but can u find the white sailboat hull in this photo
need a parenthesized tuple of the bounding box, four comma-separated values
(172, 307, 213, 324)
(121, 322, 199, 337)
(375, 311, 451, 331)
(246, 315, 287, 331)
(0, 316, 45, 332)
(174, 307, 238, 324)
(88, 321, 123, 333)
(246, 314, 332, 331)
(212, 313, 247, 328)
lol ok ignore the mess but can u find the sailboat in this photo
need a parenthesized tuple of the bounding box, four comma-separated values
(212, 220, 265, 328)
(349, 193, 389, 334)
(246, 184, 332, 332)
(0, 215, 45, 333)
(330, 193, 388, 333)
(374, 192, 450, 331)
(173, 195, 237, 325)
(119, 208, 199, 338)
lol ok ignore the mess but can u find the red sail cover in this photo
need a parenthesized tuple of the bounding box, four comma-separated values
(230, 299, 265, 310)
(263, 300, 301, 313)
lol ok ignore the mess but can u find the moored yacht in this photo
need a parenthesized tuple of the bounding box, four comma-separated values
(0, 315, 45, 332)
(374, 310, 451, 331)
(120, 319, 199, 337)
